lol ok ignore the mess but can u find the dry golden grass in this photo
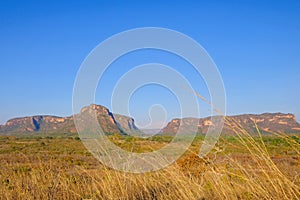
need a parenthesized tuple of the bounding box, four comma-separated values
(0, 120, 300, 200)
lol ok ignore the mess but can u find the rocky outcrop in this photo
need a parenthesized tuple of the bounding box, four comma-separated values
(161, 113, 300, 135)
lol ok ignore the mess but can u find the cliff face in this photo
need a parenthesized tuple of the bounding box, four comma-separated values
(113, 114, 141, 136)
(0, 104, 139, 135)
(161, 113, 300, 135)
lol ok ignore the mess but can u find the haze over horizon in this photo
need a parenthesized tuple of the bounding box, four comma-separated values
(1, 0, 300, 129)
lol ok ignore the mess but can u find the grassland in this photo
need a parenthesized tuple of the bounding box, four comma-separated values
(0, 132, 299, 200)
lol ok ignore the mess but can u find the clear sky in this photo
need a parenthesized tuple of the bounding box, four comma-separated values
(1, 0, 300, 128)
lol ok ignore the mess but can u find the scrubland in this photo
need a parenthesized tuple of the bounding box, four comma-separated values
(0, 129, 299, 199)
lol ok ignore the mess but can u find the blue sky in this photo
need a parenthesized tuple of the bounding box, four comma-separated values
(0, 0, 300, 127)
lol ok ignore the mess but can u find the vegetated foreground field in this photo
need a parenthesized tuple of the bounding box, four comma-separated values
(0, 133, 300, 200)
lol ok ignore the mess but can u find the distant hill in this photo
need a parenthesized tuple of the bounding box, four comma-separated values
(0, 104, 139, 136)
(162, 113, 300, 135)
(1, 105, 300, 136)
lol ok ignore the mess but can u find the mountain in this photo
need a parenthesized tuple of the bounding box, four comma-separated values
(0, 104, 139, 136)
(0, 115, 75, 134)
(161, 113, 300, 135)
(1, 105, 300, 136)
